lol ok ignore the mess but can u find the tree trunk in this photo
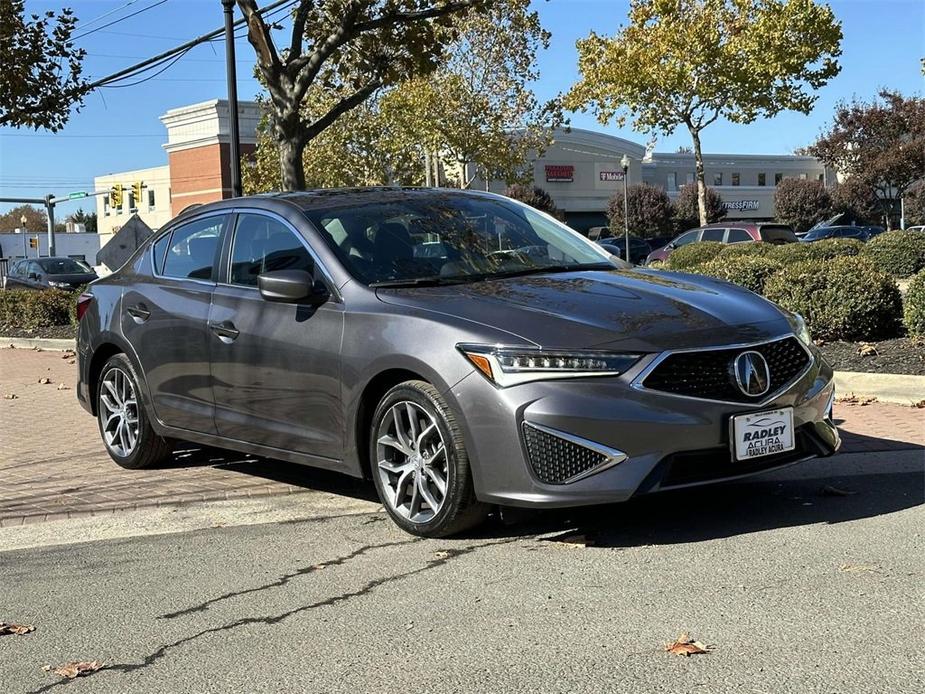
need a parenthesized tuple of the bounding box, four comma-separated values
(688, 125, 707, 226)
(278, 136, 306, 191)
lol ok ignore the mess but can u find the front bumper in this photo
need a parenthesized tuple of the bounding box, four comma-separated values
(448, 348, 839, 508)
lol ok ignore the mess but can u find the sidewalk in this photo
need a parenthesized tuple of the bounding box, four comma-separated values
(2, 347, 922, 527)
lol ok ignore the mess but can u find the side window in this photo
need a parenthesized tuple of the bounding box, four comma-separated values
(162, 216, 224, 281)
(229, 214, 314, 287)
(28, 261, 43, 276)
(701, 228, 725, 242)
(674, 231, 700, 247)
(727, 228, 752, 243)
(152, 232, 171, 274)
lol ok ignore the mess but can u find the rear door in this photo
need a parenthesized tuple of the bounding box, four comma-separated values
(121, 213, 227, 434)
(700, 227, 726, 242)
(208, 211, 345, 460)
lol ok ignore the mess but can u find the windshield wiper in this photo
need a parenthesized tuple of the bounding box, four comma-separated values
(370, 276, 454, 288)
(487, 263, 614, 280)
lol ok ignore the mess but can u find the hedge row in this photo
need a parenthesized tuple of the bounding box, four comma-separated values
(0, 289, 79, 330)
(904, 270, 925, 337)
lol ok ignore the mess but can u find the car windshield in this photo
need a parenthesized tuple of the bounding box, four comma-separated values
(37, 258, 92, 275)
(303, 192, 613, 286)
(801, 228, 830, 240)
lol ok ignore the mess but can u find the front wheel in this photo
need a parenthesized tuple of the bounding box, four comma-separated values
(370, 380, 488, 537)
(97, 353, 172, 469)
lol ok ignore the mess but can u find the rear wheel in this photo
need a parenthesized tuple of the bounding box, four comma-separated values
(370, 380, 488, 537)
(97, 353, 172, 469)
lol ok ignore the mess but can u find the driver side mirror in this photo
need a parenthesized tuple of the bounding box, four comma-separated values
(28, 272, 39, 280)
(258, 269, 330, 306)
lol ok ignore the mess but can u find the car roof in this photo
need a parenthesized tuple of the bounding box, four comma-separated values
(172, 187, 502, 221)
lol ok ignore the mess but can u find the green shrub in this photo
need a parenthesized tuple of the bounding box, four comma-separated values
(693, 256, 784, 294)
(0, 289, 76, 330)
(667, 241, 725, 269)
(903, 270, 925, 336)
(764, 256, 902, 341)
(718, 242, 779, 259)
(773, 238, 864, 263)
(862, 229, 925, 277)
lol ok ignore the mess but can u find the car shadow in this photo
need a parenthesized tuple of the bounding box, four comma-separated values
(150, 433, 922, 548)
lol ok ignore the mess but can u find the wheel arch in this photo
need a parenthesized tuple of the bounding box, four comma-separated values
(86, 334, 151, 418)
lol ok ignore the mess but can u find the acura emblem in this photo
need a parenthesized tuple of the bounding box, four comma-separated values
(732, 351, 770, 397)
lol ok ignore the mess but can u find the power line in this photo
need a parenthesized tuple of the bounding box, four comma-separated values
(75, 0, 146, 32)
(74, 0, 171, 41)
(87, 0, 295, 90)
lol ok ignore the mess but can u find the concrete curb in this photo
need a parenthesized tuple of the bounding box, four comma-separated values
(2, 336, 76, 351)
(834, 371, 925, 406)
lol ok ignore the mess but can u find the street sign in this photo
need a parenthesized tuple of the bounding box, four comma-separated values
(68, 191, 88, 199)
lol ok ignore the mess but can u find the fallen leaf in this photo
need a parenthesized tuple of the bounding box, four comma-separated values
(8, 344, 15, 349)
(836, 393, 877, 406)
(665, 634, 712, 656)
(433, 550, 451, 559)
(49, 661, 103, 679)
(839, 563, 881, 574)
(38, 377, 51, 384)
(56, 383, 70, 391)
(32, 346, 43, 352)
(3, 394, 17, 400)
(913, 400, 925, 409)
(67, 359, 76, 365)
(855, 342, 878, 357)
(0, 622, 34, 636)
(820, 485, 858, 497)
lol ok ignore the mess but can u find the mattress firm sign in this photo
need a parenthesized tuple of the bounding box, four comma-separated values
(723, 200, 760, 212)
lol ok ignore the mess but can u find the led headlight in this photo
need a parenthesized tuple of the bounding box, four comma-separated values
(458, 344, 643, 387)
(789, 312, 813, 346)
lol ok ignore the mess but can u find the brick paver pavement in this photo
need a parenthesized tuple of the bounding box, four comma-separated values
(1, 347, 922, 526)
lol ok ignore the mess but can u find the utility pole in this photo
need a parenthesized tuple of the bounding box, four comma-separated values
(620, 155, 630, 262)
(222, 0, 243, 198)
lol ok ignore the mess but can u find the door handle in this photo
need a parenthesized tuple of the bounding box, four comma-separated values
(209, 321, 239, 343)
(126, 304, 151, 323)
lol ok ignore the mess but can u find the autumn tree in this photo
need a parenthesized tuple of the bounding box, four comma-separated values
(0, 204, 47, 232)
(607, 183, 674, 238)
(67, 208, 98, 233)
(243, 89, 423, 192)
(808, 90, 925, 229)
(379, 0, 555, 188)
(0, 1, 86, 131)
(830, 178, 881, 226)
(774, 178, 832, 232)
(504, 184, 557, 214)
(563, 0, 842, 226)
(672, 183, 725, 231)
(237, 0, 487, 190)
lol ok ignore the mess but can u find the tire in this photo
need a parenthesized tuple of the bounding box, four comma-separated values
(370, 380, 488, 537)
(96, 353, 172, 470)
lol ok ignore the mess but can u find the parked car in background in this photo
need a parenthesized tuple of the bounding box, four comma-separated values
(3, 257, 97, 290)
(75, 188, 838, 537)
(798, 225, 875, 243)
(645, 223, 797, 265)
(597, 236, 651, 265)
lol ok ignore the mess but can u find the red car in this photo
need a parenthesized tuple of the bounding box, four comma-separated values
(645, 222, 797, 265)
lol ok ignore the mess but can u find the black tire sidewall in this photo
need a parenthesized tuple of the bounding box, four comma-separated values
(370, 382, 473, 537)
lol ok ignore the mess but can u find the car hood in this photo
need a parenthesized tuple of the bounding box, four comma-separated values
(47, 273, 97, 286)
(376, 269, 793, 352)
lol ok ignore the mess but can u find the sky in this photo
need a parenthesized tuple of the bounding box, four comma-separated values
(0, 0, 923, 216)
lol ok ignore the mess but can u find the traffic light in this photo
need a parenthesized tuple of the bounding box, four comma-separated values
(110, 184, 123, 209)
(132, 181, 145, 203)
(29, 237, 38, 249)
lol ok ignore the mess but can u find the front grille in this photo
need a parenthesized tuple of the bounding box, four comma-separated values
(522, 423, 609, 484)
(641, 336, 810, 403)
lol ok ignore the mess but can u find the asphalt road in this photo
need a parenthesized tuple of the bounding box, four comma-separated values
(1, 450, 922, 694)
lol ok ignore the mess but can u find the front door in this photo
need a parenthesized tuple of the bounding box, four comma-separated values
(208, 212, 344, 460)
(122, 214, 226, 434)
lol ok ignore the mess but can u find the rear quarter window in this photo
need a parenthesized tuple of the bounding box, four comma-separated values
(152, 232, 171, 274)
(759, 225, 798, 244)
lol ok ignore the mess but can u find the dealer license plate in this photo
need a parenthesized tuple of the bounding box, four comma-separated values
(730, 408, 795, 461)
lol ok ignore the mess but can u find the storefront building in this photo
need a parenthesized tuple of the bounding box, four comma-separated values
(487, 128, 831, 233)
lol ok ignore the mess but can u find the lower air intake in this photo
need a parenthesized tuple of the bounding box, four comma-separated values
(522, 422, 612, 485)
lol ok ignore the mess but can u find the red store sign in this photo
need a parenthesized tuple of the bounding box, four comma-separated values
(545, 165, 574, 182)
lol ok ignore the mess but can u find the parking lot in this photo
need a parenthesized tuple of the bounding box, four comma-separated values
(1, 346, 923, 693)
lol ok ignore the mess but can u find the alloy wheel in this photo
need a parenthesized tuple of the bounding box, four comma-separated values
(99, 367, 139, 457)
(375, 401, 449, 524)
